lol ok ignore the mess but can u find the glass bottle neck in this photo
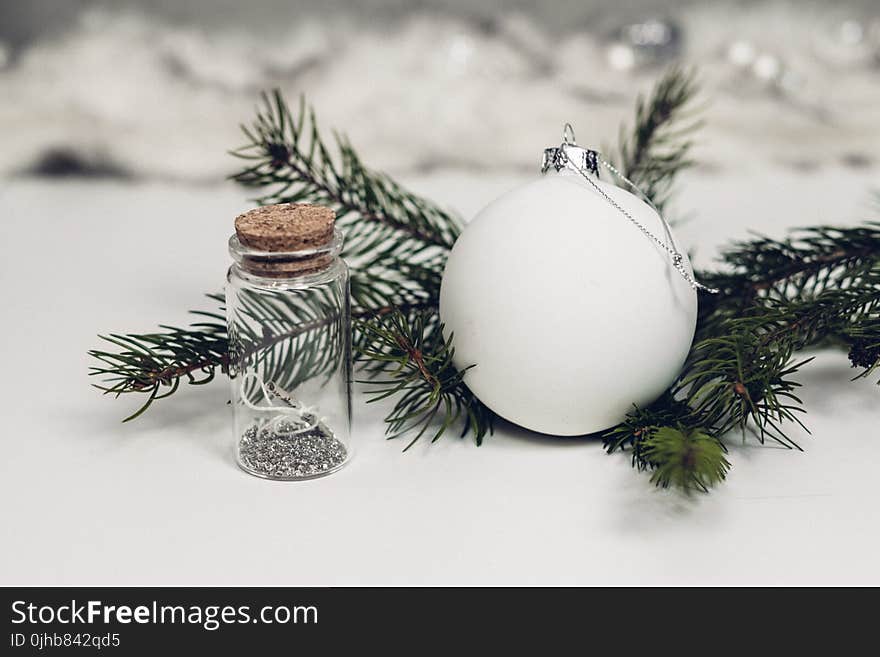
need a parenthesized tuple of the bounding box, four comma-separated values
(228, 227, 345, 280)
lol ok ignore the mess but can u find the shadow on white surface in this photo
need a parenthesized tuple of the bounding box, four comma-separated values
(795, 349, 879, 415)
(488, 415, 601, 448)
(69, 382, 232, 466)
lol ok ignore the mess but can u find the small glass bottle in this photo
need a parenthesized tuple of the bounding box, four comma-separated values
(226, 203, 352, 480)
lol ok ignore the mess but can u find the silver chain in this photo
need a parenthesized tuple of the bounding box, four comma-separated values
(557, 135, 719, 294)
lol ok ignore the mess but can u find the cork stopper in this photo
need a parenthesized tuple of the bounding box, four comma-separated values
(232, 203, 338, 277)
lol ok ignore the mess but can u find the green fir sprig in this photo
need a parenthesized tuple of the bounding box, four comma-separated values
(89, 294, 229, 421)
(231, 91, 458, 315)
(604, 225, 880, 489)
(89, 69, 880, 493)
(357, 309, 493, 449)
(610, 66, 701, 213)
(642, 427, 730, 493)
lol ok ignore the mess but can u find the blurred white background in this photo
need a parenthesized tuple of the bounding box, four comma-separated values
(1, 0, 879, 181)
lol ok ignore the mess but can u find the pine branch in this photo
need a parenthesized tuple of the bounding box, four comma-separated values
(641, 427, 730, 493)
(605, 224, 880, 489)
(356, 309, 494, 449)
(846, 317, 880, 381)
(602, 393, 693, 466)
(611, 66, 700, 212)
(231, 91, 459, 310)
(88, 295, 439, 423)
(699, 224, 880, 314)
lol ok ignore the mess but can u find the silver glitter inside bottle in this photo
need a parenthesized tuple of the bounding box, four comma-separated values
(226, 203, 353, 481)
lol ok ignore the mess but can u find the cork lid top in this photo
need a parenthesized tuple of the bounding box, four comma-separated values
(234, 203, 335, 252)
(230, 203, 341, 278)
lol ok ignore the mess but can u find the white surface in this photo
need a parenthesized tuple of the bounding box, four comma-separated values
(1, 170, 879, 586)
(440, 169, 697, 435)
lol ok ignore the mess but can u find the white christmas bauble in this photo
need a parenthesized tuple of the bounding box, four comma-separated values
(439, 165, 697, 436)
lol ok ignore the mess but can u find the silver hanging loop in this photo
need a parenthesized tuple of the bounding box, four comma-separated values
(544, 125, 719, 295)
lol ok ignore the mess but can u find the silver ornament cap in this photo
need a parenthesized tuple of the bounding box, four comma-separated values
(541, 123, 600, 176)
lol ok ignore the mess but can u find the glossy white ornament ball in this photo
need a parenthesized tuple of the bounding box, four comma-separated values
(439, 168, 698, 436)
